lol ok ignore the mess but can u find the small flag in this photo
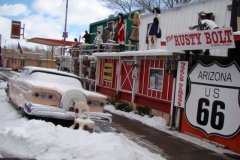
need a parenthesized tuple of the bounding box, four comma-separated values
(18, 42, 23, 54)
(0, 34, 1, 54)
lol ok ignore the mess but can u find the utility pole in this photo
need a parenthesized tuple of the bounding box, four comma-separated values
(64, 0, 68, 37)
(62, 0, 69, 55)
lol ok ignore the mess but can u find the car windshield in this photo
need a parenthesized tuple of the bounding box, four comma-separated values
(29, 72, 82, 87)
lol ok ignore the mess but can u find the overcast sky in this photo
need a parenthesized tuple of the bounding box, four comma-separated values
(0, 0, 113, 48)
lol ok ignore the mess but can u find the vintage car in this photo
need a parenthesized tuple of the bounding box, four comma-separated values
(6, 66, 111, 124)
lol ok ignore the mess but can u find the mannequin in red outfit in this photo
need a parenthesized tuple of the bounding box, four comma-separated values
(115, 13, 125, 52)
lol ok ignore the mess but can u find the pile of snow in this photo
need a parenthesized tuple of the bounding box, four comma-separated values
(0, 81, 164, 160)
(104, 105, 166, 130)
(104, 104, 239, 156)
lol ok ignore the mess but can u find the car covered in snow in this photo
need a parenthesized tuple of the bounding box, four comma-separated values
(6, 66, 111, 123)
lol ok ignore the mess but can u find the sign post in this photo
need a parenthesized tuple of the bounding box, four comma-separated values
(62, 32, 68, 39)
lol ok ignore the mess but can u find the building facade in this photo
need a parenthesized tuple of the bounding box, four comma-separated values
(93, 50, 180, 124)
(1, 49, 56, 70)
(89, 0, 240, 154)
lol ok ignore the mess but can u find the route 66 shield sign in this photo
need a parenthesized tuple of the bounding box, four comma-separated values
(185, 61, 240, 137)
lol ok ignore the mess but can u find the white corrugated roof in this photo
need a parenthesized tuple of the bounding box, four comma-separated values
(92, 49, 184, 58)
(234, 31, 240, 35)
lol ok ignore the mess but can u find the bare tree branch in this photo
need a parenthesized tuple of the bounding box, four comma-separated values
(103, 0, 136, 14)
(103, 0, 194, 14)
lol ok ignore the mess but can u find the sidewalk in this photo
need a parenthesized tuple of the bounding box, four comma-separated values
(110, 113, 237, 160)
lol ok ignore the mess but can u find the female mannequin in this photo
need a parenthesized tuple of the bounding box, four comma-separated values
(128, 11, 141, 51)
(115, 13, 125, 52)
(148, 8, 161, 49)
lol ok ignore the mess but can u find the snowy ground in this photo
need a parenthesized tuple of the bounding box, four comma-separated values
(104, 105, 239, 156)
(0, 81, 164, 160)
(1, 78, 239, 160)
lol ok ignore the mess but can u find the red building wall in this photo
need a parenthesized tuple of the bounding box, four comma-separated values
(97, 57, 174, 114)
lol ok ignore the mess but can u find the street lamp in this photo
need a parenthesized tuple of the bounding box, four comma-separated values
(164, 53, 181, 130)
(164, 54, 179, 76)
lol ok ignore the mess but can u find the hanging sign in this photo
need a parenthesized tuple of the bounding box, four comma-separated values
(185, 61, 240, 137)
(174, 61, 188, 108)
(11, 21, 21, 39)
(103, 63, 113, 81)
(166, 27, 235, 50)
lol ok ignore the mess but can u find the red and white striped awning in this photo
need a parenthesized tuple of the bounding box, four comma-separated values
(27, 37, 75, 46)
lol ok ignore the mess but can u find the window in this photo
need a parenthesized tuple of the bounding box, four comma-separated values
(20, 60, 24, 67)
(149, 68, 163, 90)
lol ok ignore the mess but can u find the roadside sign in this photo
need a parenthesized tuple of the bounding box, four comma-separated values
(11, 21, 21, 39)
(166, 27, 235, 50)
(103, 63, 113, 81)
(185, 61, 240, 137)
(62, 32, 68, 39)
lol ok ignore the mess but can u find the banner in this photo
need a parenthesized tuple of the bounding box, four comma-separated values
(174, 61, 188, 108)
(166, 27, 235, 50)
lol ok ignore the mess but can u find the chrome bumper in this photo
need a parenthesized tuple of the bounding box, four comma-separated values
(24, 102, 112, 123)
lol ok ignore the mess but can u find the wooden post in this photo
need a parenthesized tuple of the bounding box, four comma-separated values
(51, 46, 54, 68)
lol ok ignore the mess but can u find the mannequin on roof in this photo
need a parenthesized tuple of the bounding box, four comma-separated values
(148, 7, 161, 50)
(128, 11, 141, 51)
(115, 13, 125, 52)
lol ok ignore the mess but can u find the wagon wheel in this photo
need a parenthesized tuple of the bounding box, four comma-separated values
(60, 90, 87, 111)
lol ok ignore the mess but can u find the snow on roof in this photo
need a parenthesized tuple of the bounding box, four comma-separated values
(24, 66, 80, 79)
(234, 31, 240, 35)
(92, 49, 184, 58)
